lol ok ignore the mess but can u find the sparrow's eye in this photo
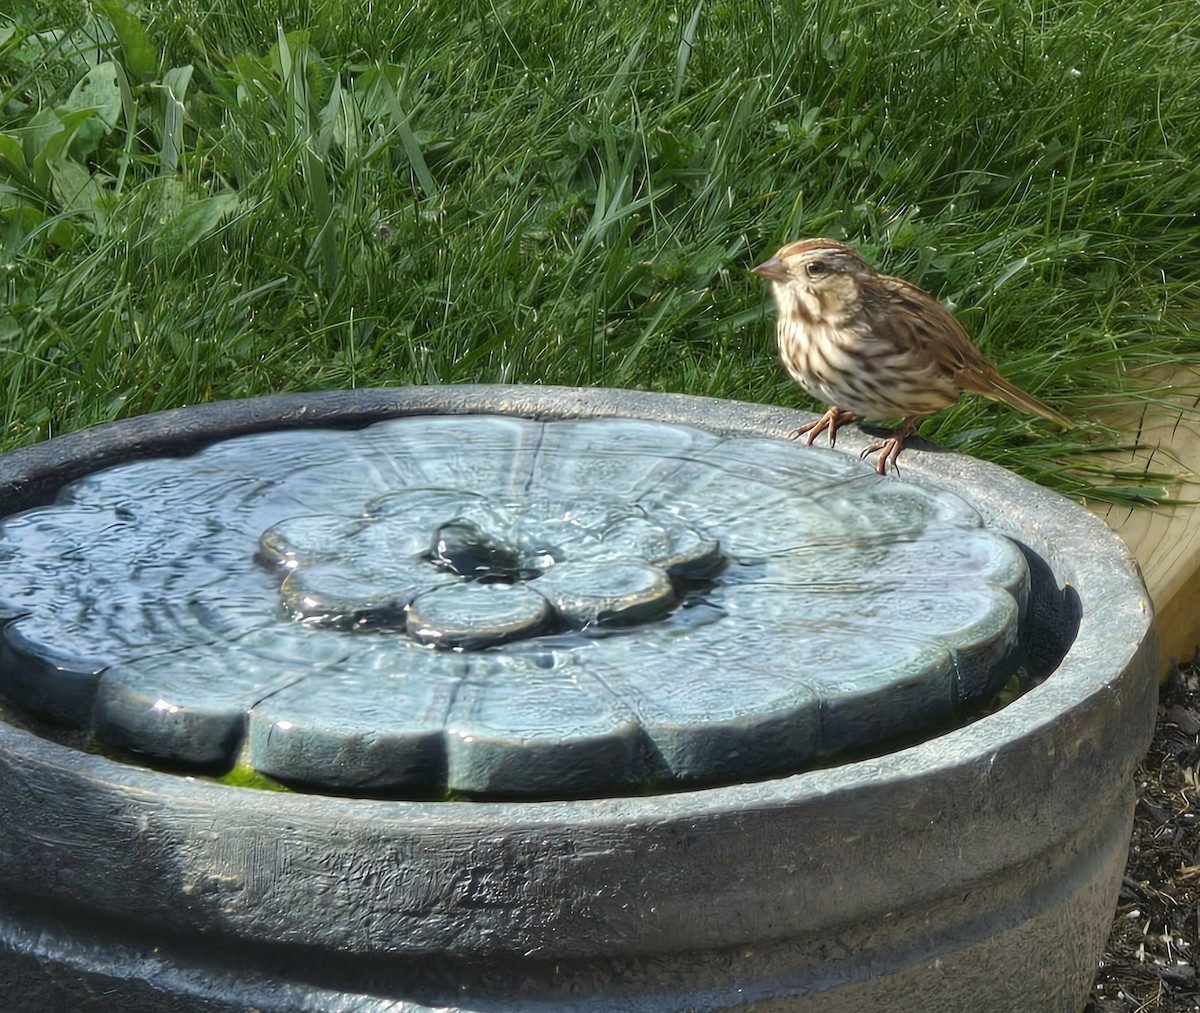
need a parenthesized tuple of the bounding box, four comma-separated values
(805, 261, 827, 278)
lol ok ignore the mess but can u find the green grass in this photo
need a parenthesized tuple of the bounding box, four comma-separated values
(2, 0, 1199, 502)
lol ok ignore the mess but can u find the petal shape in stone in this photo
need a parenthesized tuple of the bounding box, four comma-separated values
(93, 627, 344, 766)
(280, 563, 453, 628)
(247, 644, 462, 792)
(529, 418, 723, 502)
(582, 620, 823, 783)
(530, 559, 675, 628)
(0, 617, 110, 726)
(407, 582, 554, 648)
(588, 513, 722, 579)
(444, 649, 646, 796)
(365, 416, 541, 500)
(259, 515, 367, 567)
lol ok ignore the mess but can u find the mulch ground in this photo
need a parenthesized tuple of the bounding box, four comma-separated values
(1087, 661, 1200, 1012)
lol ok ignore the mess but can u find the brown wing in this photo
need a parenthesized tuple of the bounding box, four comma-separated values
(876, 275, 1073, 429)
(871, 273, 980, 371)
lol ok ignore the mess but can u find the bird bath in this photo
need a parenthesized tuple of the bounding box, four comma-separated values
(0, 386, 1155, 1012)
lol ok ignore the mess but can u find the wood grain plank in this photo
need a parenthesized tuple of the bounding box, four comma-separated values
(1090, 369, 1200, 676)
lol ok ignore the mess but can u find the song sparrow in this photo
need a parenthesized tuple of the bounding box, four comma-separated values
(752, 238, 1073, 473)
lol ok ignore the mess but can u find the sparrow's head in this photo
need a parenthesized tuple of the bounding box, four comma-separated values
(751, 238, 874, 321)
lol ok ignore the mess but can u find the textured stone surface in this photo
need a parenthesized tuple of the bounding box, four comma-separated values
(0, 386, 1157, 1012)
(0, 415, 1028, 796)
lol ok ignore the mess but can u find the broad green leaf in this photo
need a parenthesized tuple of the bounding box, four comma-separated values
(316, 75, 356, 159)
(0, 134, 26, 179)
(44, 215, 86, 251)
(94, 0, 157, 81)
(271, 28, 311, 80)
(350, 63, 401, 122)
(61, 61, 122, 156)
(22, 108, 64, 172)
(140, 175, 188, 222)
(111, 59, 136, 131)
(0, 204, 46, 254)
(0, 205, 33, 260)
(47, 159, 107, 219)
(30, 108, 98, 192)
(275, 24, 293, 80)
(159, 65, 194, 175)
(374, 71, 438, 198)
(154, 192, 240, 257)
(34, 108, 101, 170)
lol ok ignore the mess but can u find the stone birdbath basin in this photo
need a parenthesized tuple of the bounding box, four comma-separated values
(0, 385, 1155, 1012)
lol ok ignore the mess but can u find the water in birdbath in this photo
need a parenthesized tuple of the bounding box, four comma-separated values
(0, 415, 1031, 798)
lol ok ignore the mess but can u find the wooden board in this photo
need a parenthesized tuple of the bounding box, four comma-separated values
(1090, 368, 1200, 676)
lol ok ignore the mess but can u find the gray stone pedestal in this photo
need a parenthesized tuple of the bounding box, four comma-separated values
(0, 386, 1156, 1012)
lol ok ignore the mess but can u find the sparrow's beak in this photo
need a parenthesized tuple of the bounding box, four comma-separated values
(750, 256, 789, 282)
